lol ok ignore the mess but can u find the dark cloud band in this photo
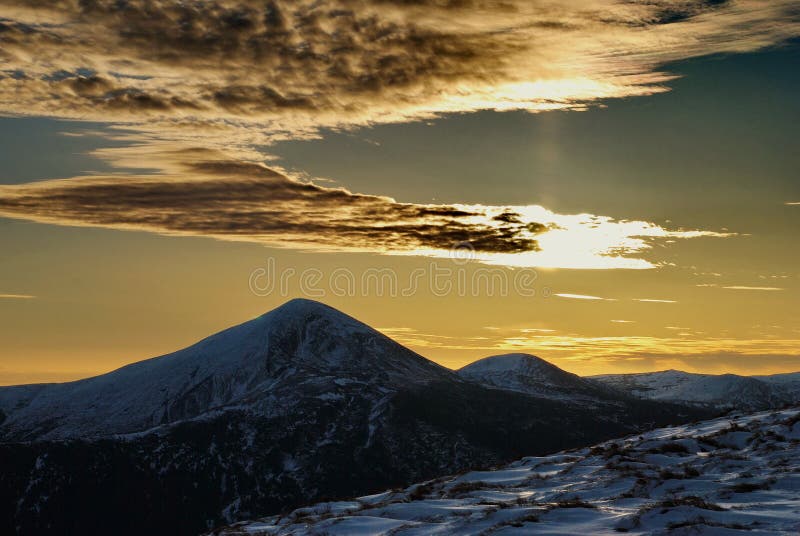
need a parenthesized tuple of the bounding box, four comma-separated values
(0, 153, 544, 254)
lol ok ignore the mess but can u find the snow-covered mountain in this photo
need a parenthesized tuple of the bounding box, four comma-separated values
(591, 369, 792, 411)
(0, 298, 449, 441)
(0, 299, 712, 536)
(457, 353, 614, 402)
(457, 356, 800, 413)
(218, 407, 800, 535)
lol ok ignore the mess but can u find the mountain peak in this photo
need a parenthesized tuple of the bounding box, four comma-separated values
(261, 298, 372, 331)
(0, 299, 449, 440)
(460, 353, 553, 372)
(269, 297, 333, 314)
(262, 298, 348, 322)
(457, 353, 606, 400)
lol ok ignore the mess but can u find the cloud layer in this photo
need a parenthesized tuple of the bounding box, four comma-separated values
(0, 0, 798, 151)
(384, 326, 800, 374)
(0, 147, 732, 267)
(0, 0, 790, 266)
(0, 150, 543, 254)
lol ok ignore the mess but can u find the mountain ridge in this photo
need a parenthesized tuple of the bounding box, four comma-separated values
(591, 368, 795, 411)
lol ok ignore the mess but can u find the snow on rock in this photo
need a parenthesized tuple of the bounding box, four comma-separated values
(215, 408, 800, 535)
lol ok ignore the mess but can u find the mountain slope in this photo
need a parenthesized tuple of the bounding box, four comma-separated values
(457, 353, 614, 402)
(0, 300, 715, 535)
(0, 299, 449, 441)
(591, 369, 789, 411)
(754, 372, 800, 400)
(218, 407, 800, 535)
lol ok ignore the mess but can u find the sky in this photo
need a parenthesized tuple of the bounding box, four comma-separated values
(0, 0, 798, 384)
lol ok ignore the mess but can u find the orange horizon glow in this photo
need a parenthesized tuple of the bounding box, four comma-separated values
(2, 303, 798, 386)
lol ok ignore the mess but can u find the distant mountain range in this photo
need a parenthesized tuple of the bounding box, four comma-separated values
(592, 369, 800, 411)
(456, 353, 800, 413)
(0, 299, 716, 535)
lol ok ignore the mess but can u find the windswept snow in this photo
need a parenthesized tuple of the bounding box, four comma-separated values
(216, 408, 800, 535)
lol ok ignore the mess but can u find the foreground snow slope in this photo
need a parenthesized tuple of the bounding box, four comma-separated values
(217, 408, 800, 535)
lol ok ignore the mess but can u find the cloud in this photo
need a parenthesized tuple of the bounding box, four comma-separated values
(0, 294, 35, 299)
(0, 150, 544, 255)
(634, 298, 677, 303)
(722, 286, 784, 291)
(786, 202, 800, 206)
(405, 207, 733, 269)
(555, 293, 611, 300)
(0, 0, 796, 153)
(0, 146, 733, 267)
(0, 0, 782, 268)
(611, 319, 635, 323)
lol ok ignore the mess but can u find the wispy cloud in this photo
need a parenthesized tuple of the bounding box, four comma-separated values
(786, 202, 800, 206)
(633, 298, 677, 303)
(722, 286, 784, 291)
(385, 327, 800, 374)
(611, 319, 635, 323)
(555, 293, 611, 301)
(436, 209, 733, 269)
(0, 294, 35, 299)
